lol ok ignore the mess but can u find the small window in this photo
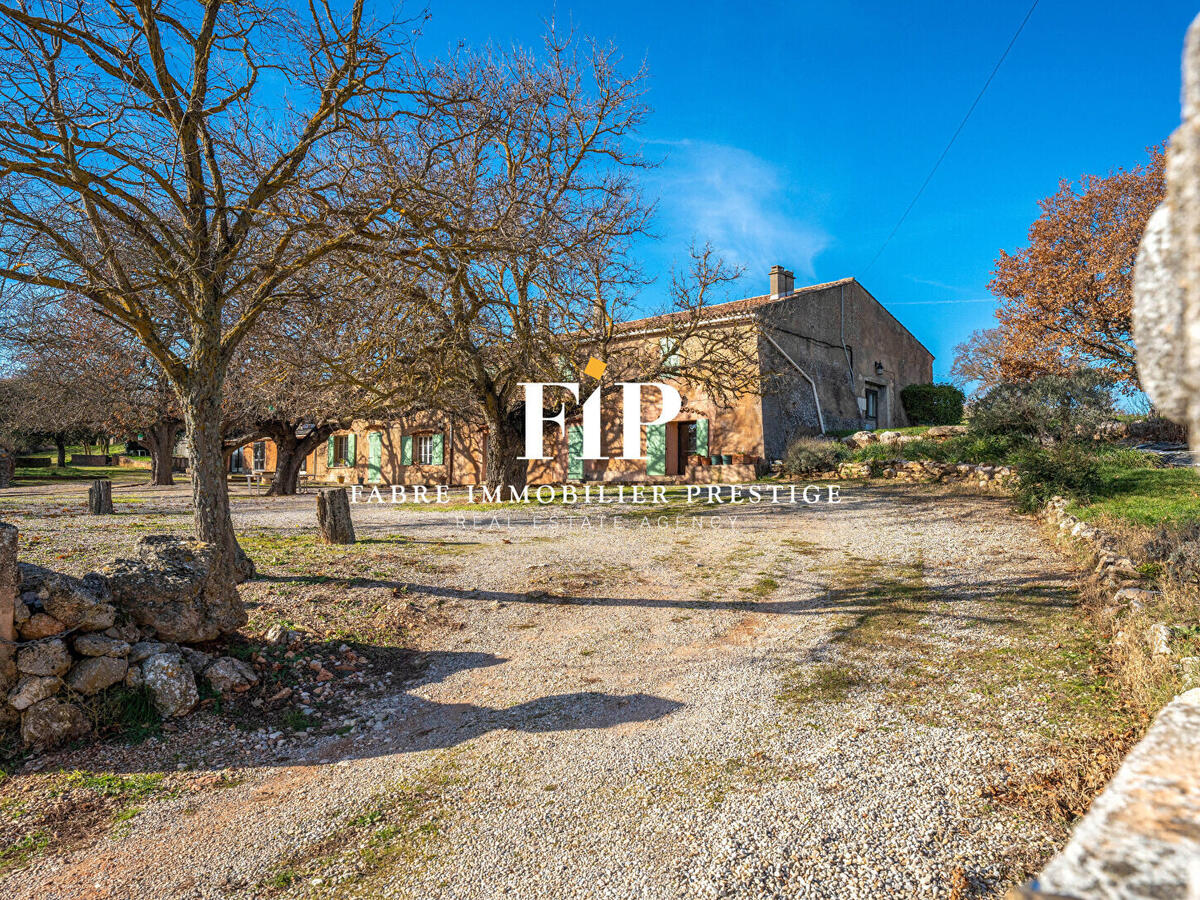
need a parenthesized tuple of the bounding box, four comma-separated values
(252, 441, 266, 472)
(682, 422, 698, 455)
(333, 435, 352, 467)
(865, 389, 879, 420)
(415, 434, 434, 466)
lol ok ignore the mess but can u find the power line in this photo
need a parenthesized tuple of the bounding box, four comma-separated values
(863, 0, 1040, 275)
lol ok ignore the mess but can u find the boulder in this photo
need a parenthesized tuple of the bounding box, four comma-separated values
(124, 664, 144, 690)
(142, 652, 198, 717)
(18, 613, 65, 640)
(128, 640, 172, 664)
(21, 697, 90, 748)
(876, 430, 902, 445)
(19, 563, 116, 631)
(66, 656, 128, 695)
(204, 656, 259, 694)
(17, 639, 71, 677)
(104, 536, 247, 643)
(180, 646, 213, 673)
(841, 430, 877, 449)
(7, 675, 62, 711)
(925, 425, 967, 438)
(73, 633, 130, 657)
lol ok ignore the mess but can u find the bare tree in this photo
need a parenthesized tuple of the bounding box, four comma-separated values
(0, 0, 411, 591)
(332, 34, 758, 491)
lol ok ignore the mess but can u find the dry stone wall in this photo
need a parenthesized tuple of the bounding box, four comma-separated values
(0, 523, 258, 750)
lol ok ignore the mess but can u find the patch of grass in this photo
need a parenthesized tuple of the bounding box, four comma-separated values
(0, 828, 51, 873)
(85, 686, 162, 742)
(51, 770, 166, 801)
(777, 663, 865, 706)
(741, 575, 779, 598)
(1070, 467, 1200, 527)
(282, 710, 316, 732)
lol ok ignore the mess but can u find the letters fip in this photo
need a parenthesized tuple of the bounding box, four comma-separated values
(518, 382, 682, 460)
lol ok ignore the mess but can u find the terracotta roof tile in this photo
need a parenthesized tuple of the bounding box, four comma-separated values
(618, 277, 856, 332)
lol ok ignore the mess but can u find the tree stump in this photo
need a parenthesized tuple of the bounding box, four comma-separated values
(88, 479, 114, 515)
(316, 488, 356, 545)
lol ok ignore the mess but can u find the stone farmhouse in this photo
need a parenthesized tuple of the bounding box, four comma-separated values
(231, 268, 933, 486)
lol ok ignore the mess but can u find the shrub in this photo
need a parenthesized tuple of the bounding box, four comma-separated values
(1010, 442, 1102, 512)
(900, 383, 965, 425)
(783, 437, 849, 474)
(968, 370, 1114, 443)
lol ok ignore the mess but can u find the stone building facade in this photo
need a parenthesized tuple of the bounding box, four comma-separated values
(265, 270, 932, 486)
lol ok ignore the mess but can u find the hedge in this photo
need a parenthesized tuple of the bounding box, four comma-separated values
(899, 383, 964, 426)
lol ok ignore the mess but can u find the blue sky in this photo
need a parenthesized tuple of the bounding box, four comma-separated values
(417, 1, 1196, 378)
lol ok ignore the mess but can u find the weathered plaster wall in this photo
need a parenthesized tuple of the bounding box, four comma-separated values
(758, 280, 934, 459)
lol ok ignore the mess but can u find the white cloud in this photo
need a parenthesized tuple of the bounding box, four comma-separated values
(645, 139, 829, 280)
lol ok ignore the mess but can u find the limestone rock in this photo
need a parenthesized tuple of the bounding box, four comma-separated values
(841, 431, 877, 449)
(17, 639, 71, 677)
(264, 623, 299, 647)
(1181, 657, 1200, 691)
(180, 646, 213, 673)
(1113, 587, 1161, 610)
(925, 424, 967, 438)
(1031, 688, 1200, 897)
(7, 675, 62, 711)
(18, 612, 65, 640)
(73, 633, 130, 657)
(66, 656, 128, 695)
(1146, 623, 1173, 656)
(13, 599, 29, 626)
(876, 430, 902, 445)
(104, 536, 247, 643)
(128, 641, 172, 664)
(125, 664, 144, 690)
(19, 563, 115, 631)
(142, 652, 198, 717)
(204, 656, 259, 694)
(21, 697, 90, 748)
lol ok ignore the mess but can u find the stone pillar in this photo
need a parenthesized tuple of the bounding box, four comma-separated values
(0, 522, 17, 695)
(1133, 13, 1200, 448)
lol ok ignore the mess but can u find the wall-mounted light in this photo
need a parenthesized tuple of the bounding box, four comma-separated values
(874, 361, 884, 375)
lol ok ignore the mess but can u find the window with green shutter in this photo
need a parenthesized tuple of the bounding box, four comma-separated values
(695, 418, 709, 457)
(567, 425, 583, 480)
(646, 424, 666, 476)
(430, 433, 444, 466)
(327, 436, 336, 468)
(345, 433, 356, 465)
(401, 435, 413, 466)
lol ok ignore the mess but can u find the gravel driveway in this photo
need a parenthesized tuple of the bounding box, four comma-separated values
(2, 481, 1093, 899)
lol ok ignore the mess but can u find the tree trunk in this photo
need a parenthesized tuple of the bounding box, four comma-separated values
(183, 378, 254, 596)
(485, 409, 528, 493)
(143, 419, 179, 486)
(266, 423, 333, 496)
(316, 488, 356, 544)
(54, 434, 66, 468)
(88, 479, 113, 514)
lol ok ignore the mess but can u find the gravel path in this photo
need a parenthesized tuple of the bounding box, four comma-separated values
(3, 482, 1083, 899)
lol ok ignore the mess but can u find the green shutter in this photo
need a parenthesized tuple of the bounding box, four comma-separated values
(346, 433, 356, 465)
(367, 432, 383, 483)
(659, 337, 680, 370)
(646, 424, 666, 476)
(567, 425, 583, 480)
(431, 433, 444, 466)
(401, 435, 413, 466)
(695, 418, 709, 457)
(327, 436, 335, 468)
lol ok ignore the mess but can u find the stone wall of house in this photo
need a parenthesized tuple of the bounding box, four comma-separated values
(758, 280, 935, 457)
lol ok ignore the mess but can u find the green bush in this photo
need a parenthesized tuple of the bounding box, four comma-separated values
(968, 371, 1114, 443)
(783, 437, 850, 474)
(900, 383, 965, 425)
(1010, 442, 1102, 512)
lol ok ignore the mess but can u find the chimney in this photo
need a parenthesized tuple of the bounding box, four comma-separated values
(769, 265, 794, 299)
